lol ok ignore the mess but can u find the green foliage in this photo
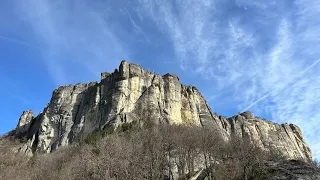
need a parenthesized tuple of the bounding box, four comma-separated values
(118, 121, 138, 132)
(84, 126, 115, 145)
(120, 122, 133, 132)
(84, 131, 102, 145)
(85, 121, 138, 144)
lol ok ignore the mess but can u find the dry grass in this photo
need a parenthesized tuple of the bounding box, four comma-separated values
(0, 125, 296, 180)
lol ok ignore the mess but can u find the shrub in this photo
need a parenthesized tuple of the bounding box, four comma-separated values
(84, 131, 102, 145)
(0, 124, 314, 180)
(119, 122, 133, 132)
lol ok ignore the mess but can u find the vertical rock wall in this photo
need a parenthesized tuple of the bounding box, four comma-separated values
(14, 60, 312, 161)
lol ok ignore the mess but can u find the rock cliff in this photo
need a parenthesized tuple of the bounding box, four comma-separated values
(15, 110, 34, 136)
(13, 60, 312, 161)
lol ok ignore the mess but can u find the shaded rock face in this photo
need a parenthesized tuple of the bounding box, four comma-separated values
(262, 160, 320, 180)
(15, 60, 312, 161)
(192, 160, 320, 180)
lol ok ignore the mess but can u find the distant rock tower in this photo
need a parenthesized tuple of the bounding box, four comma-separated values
(16, 110, 34, 136)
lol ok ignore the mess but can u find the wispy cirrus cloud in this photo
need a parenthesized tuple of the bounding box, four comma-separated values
(12, 0, 134, 85)
(124, 8, 150, 43)
(135, 0, 320, 159)
(0, 35, 43, 50)
(2, 0, 319, 159)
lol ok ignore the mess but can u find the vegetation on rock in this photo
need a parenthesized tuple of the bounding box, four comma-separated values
(1, 124, 318, 180)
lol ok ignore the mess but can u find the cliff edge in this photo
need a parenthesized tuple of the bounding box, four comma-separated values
(12, 60, 312, 161)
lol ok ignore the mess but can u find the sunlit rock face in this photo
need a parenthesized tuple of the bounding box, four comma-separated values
(223, 112, 312, 161)
(15, 110, 34, 136)
(14, 60, 312, 161)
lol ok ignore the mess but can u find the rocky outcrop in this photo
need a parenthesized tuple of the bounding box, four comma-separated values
(13, 60, 313, 161)
(191, 160, 320, 180)
(15, 110, 34, 136)
(261, 160, 320, 180)
(223, 112, 312, 161)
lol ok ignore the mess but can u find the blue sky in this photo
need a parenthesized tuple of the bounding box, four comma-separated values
(0, 0, 319, 159)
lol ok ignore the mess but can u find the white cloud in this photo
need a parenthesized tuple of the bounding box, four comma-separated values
(136, 0, 320, 159)
(13, 0, 131, 85)
(4, 0, 320, 160)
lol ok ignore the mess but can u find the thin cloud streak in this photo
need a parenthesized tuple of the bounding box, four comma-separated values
(3, 0, 319, 160)
(242, 92, 271, 112)
(13, 0, 131, 85)
(242, 58, 320, 112)
(136, 0, 320, 159)
(300, 58, 320, 75)
(124, 8, 150, 43)
(0, 35, 43, 50)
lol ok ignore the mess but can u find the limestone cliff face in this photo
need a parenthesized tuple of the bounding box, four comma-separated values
(15, 110, 34, 136)
(223, 112, 312, 161)
(14, 60, 312, 161)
